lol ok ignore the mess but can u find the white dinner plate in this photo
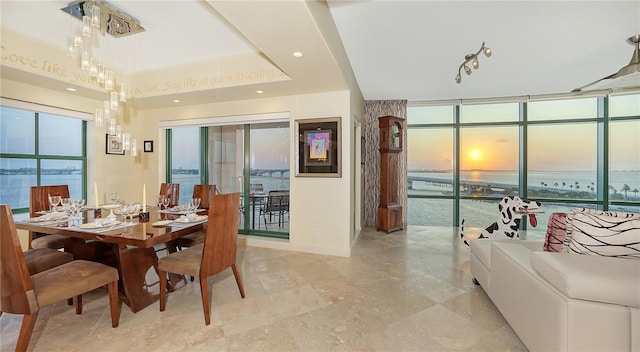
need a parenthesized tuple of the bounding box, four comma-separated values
(101, 204, 122, 210)
(152, 220, 173, 226)
(80, 220, 121, 229)
(175, 215, 208, 223)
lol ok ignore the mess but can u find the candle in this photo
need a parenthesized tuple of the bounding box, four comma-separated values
(94, 182, 99, 208)
(142, 184, 146, 212)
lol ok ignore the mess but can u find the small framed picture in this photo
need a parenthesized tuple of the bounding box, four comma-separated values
(144, 140, 154, 153)
(106, 134, 124, 155)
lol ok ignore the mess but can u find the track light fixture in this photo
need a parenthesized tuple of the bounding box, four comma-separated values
(455, 42, 492, 83)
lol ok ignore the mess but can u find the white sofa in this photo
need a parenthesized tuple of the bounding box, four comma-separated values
(470, 238, 640, 351)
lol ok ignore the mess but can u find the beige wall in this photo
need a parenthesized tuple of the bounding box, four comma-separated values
(2, 76, 363, 256)
(140, 91, 358, 256)
(1, 16, 365, 256)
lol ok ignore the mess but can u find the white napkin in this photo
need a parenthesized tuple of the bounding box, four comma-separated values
(94, 218, 119, 227)
(30, 211, 69, 222)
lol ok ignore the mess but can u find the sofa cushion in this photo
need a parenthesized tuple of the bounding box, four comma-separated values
(531, 251, 640, 307)
(543, 212, 567, 253)
(567, 211, 640, 259)
(564, 208, 640, 252)
(470, 239, 543, 270)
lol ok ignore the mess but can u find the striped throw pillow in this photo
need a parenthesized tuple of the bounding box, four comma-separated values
(566, 210, 640, 259)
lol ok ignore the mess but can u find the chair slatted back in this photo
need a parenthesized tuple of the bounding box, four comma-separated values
(159, 183, 180, 207)
(266, 190, 289, 213)
(201, 193, 240, 277)
(30, 185, 70, 217)
(192, 184, 217, 210)
(0, 205, 38, 315)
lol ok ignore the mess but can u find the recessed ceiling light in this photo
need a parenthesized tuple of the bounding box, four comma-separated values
(256, 90, 264, 94)
(173, 99, 181, 103)
(66, 87, 77, 92)
(292, 51, 303, 58)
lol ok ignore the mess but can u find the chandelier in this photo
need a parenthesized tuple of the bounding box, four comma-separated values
(61, 0, 145, 156)
(455, 42, 492, 84)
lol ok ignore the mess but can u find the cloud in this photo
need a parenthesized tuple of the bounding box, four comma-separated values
(496, 138, 508, 143)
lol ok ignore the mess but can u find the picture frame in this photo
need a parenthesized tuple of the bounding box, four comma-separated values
(105, 134, 124, 155)
(144, 140, 154, 153)
(295, 117, 341, 177)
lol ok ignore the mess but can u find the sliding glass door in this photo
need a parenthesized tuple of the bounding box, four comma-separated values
(168, 121, 290, 238)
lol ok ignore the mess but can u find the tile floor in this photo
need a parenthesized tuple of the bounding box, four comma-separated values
(1, 226, 544, 351)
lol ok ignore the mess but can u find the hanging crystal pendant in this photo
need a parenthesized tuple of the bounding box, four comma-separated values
(105, 70, 114, 90)
(130, 139, 138, 157)
(91, 4, 101, 28)
(67, 37, 75, 57)
(97, 64, 105, 84)
(123, 133, 131, 150)
(81, 50, 91, 70)
(119, 83, 127, 102)
(82, 16, 92, 37)
(95, 108, 103, 127)
(90, 58, 98, 77)
(103, 100, 111, 119)
(108, 118, 116, 135)
(116, 125, 123, 142)
(74, 27, 83, 47)
(110, 91, 119, 110)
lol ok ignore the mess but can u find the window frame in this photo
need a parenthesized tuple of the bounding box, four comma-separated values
(407, 91, 640, 228)
(0, 101, 88, 214)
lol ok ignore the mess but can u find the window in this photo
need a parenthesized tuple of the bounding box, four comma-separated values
(407, 92, 640, 231)
(167, 119, 290, 239)
(169, 126, 202, 203)
(0, 105, 87, 213)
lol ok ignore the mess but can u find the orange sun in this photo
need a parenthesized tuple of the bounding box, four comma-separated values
(470, 149, 482, 160)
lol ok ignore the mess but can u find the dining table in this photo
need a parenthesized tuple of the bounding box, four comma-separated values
(14, 206, 208, 313)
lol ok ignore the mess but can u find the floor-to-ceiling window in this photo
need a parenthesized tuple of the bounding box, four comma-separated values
(167, 118, 290, 238)
(407, 92, 640, 231)
(169, 126, 202, 203)
(0, 102, 87, 213)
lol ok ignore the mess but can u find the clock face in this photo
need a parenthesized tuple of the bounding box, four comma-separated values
(390, 124, 400, 148)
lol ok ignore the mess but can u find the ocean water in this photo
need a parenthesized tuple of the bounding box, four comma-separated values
(3, 171, 637, 230)
(407, 170, 639, 232)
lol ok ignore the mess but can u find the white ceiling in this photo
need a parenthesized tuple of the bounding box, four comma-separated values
(1, 1, 639, 107)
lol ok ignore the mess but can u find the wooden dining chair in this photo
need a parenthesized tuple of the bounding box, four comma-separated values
(0, 205, 120, 352)
(158, 193, 244, 325)
(159, 183, 180, 207)
(29, 185, 70, 250)
(172, 184, 218, 251)
(0, 233, 74, 317)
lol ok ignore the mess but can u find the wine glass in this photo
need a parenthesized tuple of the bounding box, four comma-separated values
(49, 195, 61, 212)
(110, 192, 120, 205)
(61, 197, 71, 212)
(157, 195, 165, 210)
(73, 199, 84, 219)
(191, 198, 201, 213)
(129, 202, 140, 219)
(162, 196, 170, 210)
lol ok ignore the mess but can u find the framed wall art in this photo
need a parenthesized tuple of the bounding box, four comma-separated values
(105, 134, 124, 155)
(144, 140, 154, 152)
(295, 117, 341, 177)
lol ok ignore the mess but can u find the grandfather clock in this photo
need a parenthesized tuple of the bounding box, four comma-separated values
(377, 115, 403, 233)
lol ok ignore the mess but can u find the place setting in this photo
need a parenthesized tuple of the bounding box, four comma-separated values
(152, 198, 208, 227)
(156, 197, 205, 215)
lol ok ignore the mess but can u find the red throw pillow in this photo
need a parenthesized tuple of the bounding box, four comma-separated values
(543, 212, 567, 252)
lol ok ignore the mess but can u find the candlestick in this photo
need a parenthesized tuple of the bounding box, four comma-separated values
(142, 184, 146, 212)
(94, 182, 99, 208)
